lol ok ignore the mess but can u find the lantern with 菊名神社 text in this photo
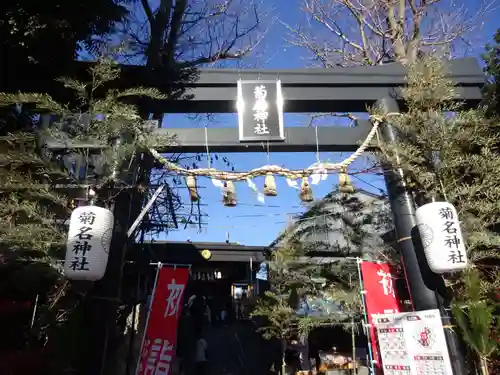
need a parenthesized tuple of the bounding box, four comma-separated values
(64, 205, 114, 281)
(415, 201, 468, 273)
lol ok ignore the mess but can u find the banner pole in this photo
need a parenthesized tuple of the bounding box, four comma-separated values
(249, 257, 253, 296)
(148, 262, 191, 268)
(135, 261, 163, 375)
(356, 258, 376, 375)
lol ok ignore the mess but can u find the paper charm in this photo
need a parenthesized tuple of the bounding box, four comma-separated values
(286, 178, 300, 189)
(211, 179, 224, 189)
(247, 178, 265, 204)
(308, 162, 328, 185)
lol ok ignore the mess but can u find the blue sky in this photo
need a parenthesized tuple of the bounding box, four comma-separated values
(160, 0, 500, 246)
(112, 0, 499, 246)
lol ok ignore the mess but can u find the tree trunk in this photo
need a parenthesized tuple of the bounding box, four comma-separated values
(281, 338, 287, 375)
(351, 318, 356, 374)
(478, 356, 489, 375)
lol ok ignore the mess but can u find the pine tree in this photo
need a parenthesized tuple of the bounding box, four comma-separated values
(252, 227, 369, 373)
(375, 58, 500, 266)
(0, 56, 167, 262)
(374, 57, 500, 373)
(0, 103, 69, 300)
(251, 187, 396, 373)
(0, 56, 169, 371)
(452, 268, 498, 375)
(483, 29, 500, 117)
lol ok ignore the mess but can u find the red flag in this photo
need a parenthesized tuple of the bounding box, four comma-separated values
(360, 262, 400, 371)
(137, 266, 190, 375)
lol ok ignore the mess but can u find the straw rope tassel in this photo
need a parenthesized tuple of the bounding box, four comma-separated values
(264, 173, 277, 196)
(186, 175, 200, 202)
(223, 181, 237, 207)
(146, 117, 391, 181)
(299, 177, 314, 202)
(339, 167, 355, 194)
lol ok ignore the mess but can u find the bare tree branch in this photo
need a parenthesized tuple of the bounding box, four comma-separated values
(285, 0, 497, 66)
(119, 0, 269, 69)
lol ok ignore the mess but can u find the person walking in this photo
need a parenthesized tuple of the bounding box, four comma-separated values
(194, 329, 208, 375)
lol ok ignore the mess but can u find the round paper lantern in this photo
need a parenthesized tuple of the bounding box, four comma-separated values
(201, 249, 212, 260)
(64, 205, 114, 281)
(415, 201, 468, 273)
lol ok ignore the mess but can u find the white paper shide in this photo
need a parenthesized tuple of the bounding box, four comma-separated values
(64, 206, 114, 281)
(415, 202, 467, 273)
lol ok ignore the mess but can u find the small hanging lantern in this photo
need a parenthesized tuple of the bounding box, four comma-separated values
(264, 173, 277, 196)
(222, 181, 237, 207)
(201, 249, 212, 260)
(186, 175, 200, 202)
(64, 205, 114, 281)
(339, 168, 355, 194)
(299, 177, 314, 202)
(415, 201, 468, 273)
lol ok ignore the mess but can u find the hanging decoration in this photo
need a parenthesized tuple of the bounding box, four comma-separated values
(147, 113, 400, 206)
(201, 249, 212, 260)
(148, 113, 394, 181)
(247, 178, 265, 203)
(338, 167, 355, 194)
(264, 173, 277, 196)
(64, 205, 114, 281)
(299, 177, 314, 202)
(222, 181, 237, 207)
(309, 163, 328, 185)
(186, 175, 200, 202)
(286, 178, 300, 189)
(415, 201, 468, 273)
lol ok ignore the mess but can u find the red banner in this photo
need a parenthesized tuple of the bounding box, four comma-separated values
(360, 262, 401, 371)
(137, 266, 190, 375)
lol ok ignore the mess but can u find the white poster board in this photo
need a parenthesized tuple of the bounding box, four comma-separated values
(375, 309, 453, 375)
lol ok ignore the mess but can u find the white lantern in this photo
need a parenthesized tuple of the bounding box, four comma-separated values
(64, 205, 114, 281)
(415, 201, 468, 273)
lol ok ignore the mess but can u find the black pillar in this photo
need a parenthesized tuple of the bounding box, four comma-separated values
(377, 97, 467, 375)
(81, 192, 131, 375)
(80, 148, 146, 375)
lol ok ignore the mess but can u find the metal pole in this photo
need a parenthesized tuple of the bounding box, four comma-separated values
(135, 262, 163, 375)
(30, 294, 39, 329)
(356, 259, 375, 375)
(249, 257, 253, 296)
(127, 185, 166, 239)
(376, 97, 467, 375)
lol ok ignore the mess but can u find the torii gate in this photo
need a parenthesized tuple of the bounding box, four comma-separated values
(42, 58, 483, 375)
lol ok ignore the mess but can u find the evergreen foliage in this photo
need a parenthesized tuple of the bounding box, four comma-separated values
(251, 238, 363, 374)
(452, 268, 499, 375)
(375, 58, 500, 266)
(250, 189, 397, 375)
(483, 29, 500, 117)
(374, 57, 500, 373)
(272, 188, 393, 260)
(1, 0, 129, 92)
(0, 57, 168, 264)
(0, 58, 172, 372)
(252, 239, 363, 330)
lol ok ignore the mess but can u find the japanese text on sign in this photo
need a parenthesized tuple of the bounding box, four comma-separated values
(377, 268, 395, 297)
(164, 279, 185, 317)
(253, 85, 270, 135)
(70, 211, 97, 271)
(141, 338, 173, 375)
(439, 207, 465, 264)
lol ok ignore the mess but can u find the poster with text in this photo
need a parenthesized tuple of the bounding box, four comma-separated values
(136, 266, 190, 375)
(375, 309, 453, 375)
(360, 261, 401, 369)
